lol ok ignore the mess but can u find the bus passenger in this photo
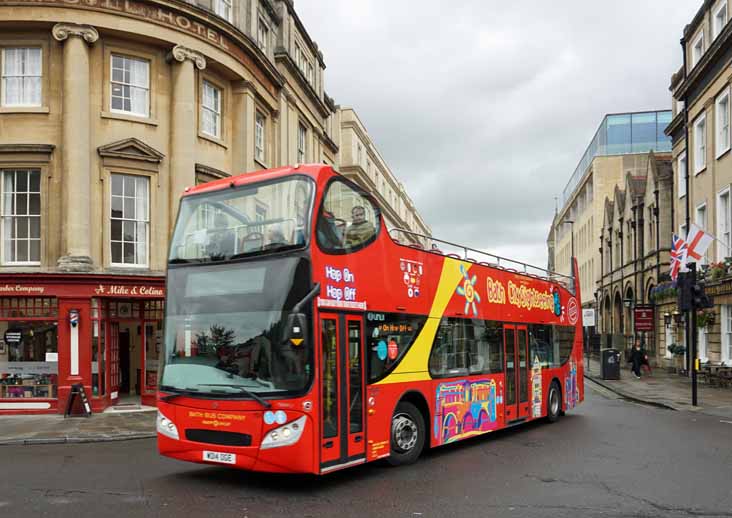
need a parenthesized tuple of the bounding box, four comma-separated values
(207, 213, 236, 258)
(344, 205, 375, 248)
(265, 226, 288, 249)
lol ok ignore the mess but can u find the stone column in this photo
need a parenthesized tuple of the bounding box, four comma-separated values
(231, 82, 249, 175)
(52, 23, 99, 272)
(168, 46, 206, 231)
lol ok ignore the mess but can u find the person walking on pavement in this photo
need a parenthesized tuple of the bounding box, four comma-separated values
(628, 339, 644, 379)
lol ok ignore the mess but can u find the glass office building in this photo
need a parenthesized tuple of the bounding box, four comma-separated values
(562, 111, 672, 206)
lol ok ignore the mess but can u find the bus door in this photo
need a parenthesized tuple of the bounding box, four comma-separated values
(319, 313, 366, 472)
(503, 325, 530, 422)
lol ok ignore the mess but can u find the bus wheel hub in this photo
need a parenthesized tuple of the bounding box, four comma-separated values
(392, 414, 418, 452)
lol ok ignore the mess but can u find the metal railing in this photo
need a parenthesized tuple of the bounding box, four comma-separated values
(389, 228, 575, 292)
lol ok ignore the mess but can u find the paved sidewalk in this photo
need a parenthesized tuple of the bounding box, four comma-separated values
(0, 407, 156, 446)
(585, 357, 732, 419)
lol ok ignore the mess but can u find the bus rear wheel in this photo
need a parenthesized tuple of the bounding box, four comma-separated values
(547, 381, 562, 423)
(387, 401, 425, 466)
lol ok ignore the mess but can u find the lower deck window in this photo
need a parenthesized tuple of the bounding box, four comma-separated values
(0, 318, 58, 399)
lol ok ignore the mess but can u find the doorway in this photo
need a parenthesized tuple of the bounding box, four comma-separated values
(503, 324, 530, 422)
(318, 313, 366, 473)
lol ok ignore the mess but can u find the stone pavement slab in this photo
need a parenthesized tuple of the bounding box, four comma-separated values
(584, 357, 732, 419)
(0, 409, 156, 445)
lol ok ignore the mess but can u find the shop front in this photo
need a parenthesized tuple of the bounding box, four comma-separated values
(0, 274, 164, 414)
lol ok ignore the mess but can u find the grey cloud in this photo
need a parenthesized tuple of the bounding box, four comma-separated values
(297, 0, 699, 268)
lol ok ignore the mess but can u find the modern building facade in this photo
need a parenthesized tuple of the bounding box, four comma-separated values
(666, 0, 732, 368)
(549, 111, 672, 322)
(0, 0, 430, 414)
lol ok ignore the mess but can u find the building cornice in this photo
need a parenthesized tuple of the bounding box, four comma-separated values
(0, 144, 55, 156)
(674, 14, 732, 104)
(3, 0, 285, 95)
(664, 111, 684, 139)
(278, 0, 326, 68)
(195, 163, 229, 179)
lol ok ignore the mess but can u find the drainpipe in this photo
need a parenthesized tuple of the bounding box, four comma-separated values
(682, 34, 691, 375)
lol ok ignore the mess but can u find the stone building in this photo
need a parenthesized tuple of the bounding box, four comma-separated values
(334, 107, 431, 241)
(0, 0, 430, 414)
(596, 152, 674, 361)
(666, 0, 732, 369)
(549, 111, 672, 315)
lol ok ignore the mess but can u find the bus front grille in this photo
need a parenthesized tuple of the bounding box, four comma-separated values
(185, 429, 253, 447)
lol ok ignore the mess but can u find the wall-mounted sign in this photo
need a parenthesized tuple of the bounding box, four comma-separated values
(3, 329, 22, 345)
(582, 309, 596, 327)
(0, 284, 45, 295)
(634, 306, 654, 332)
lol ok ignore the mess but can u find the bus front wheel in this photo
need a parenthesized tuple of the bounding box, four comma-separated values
(547, 381, 562, 423)
(387, 401, 425, 466)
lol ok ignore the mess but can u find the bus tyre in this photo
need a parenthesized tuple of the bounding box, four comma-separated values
(387, 401, 425, 466)
(547, 381, 562, 423)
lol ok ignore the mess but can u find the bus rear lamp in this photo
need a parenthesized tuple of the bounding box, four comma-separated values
(156, 411, 180, 440)
(261, 416, 307, 450)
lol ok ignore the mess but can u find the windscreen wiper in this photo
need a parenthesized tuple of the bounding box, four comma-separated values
(159, 385, 201, 402)
(196, 383, 272, 409)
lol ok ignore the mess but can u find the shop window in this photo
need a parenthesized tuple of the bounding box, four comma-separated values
(317, 180, 380, 253)
(0, 298, 59, 399)
(109, 301, 141, 319)
(365, 313, 426, 383)
(91, 299, 107, 397)
(144, 321, 162, 394)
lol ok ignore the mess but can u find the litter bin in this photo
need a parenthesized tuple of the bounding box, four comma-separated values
(601, 349, 621, 380)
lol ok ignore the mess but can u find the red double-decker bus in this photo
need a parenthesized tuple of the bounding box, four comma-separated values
(157, 164, 584, 474)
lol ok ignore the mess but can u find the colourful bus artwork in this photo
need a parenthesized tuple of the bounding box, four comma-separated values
(434, 379, 499, 445)
(565, 359, 579, 410)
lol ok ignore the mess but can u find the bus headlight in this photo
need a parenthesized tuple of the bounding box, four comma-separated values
(157, 410, 180, 440)
(261, 416, 306, 449)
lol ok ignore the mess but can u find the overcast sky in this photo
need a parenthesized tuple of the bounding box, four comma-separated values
(297, 1, 699, 270)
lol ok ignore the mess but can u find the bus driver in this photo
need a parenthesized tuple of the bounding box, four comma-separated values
(344, 205, 375, 248)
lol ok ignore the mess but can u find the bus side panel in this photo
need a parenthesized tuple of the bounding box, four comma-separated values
(431, 373, 505, 447)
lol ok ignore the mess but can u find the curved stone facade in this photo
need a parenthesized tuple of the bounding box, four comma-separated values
(0, 0, 339, 274)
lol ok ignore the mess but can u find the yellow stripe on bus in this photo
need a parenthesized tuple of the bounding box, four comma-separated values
(375, 257, 471, 385)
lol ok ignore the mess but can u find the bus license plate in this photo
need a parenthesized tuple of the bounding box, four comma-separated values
(203, 451, 236, 464)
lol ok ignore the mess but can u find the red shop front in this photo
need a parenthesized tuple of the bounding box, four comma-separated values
(0, 274, 165, 414)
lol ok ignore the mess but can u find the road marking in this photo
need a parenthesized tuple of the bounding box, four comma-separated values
(721, 420, 732, 424)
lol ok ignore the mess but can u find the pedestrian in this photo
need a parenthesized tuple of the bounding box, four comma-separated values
(628, 339, 644, 379)
(641, 347, 652, 376)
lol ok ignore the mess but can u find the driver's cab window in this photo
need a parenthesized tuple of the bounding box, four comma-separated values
(317, 180, 379, 252)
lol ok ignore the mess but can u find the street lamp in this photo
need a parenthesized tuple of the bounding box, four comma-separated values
(673, 309, 684, 325)
(663, 312, 672, 328)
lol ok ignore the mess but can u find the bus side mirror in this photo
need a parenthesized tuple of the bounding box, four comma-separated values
(283, 313, 307, 347)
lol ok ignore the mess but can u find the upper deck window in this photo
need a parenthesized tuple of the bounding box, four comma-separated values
(316, 179, 380, 254)
(169, 177, 314, 263)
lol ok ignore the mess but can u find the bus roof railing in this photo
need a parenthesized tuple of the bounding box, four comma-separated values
(389, 228, 575, 292)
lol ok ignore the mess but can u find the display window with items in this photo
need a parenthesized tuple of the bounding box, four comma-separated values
(0, 297, 59, 399)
